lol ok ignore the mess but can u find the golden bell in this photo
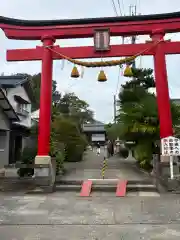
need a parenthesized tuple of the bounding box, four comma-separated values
(71, 66, 80, 78)
(98, 70, 107, 82)
(123, 64, 133, 77)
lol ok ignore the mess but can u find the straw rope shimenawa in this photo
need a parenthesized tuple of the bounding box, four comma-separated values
(46, 39, 162, 68)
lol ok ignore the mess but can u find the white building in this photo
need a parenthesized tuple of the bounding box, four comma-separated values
(0, 75, 34, 167)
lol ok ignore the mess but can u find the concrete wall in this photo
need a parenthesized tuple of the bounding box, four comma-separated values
(0, 107, 10, 130)
(6, 86, 31, 128)
(160, 155, 180, 177)
(0, 107, 10, 168)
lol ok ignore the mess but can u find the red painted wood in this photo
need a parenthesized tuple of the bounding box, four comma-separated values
(37, 37, 55, 155)
(7, 47, 43, 61)
(153, 35, 173, 138)
(6, 43, 154, 62)
(7, 41, 180, 62)
(80, 180, 92, 197)
(116, 180, 127, 197)
(1, 17, 180, 40)
(160, 41, 180, 54)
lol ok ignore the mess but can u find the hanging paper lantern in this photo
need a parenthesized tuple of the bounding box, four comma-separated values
(71, 65, 80, 78)
(123, 64, 133, 77)
(97, 70, 107, 82)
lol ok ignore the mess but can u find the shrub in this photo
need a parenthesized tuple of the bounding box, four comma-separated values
(55, 151, 65, 175)
(134, 141, 153, 170)
(17, 146, 37, 177)
(64, 141, 85, 162)
(52, 117, 88, 162)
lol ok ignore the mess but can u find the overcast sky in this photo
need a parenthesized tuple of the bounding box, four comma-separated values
(0, 0, 180, 123)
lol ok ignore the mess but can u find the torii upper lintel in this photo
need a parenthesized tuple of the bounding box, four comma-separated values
(0, 11, 180, 40)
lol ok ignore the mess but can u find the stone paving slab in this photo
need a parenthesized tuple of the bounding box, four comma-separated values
(62, 150, 152, 181)
(0, 194, 180, 225)
(1, 224, 180, 239)
(0, 193, 179, 239)
(0, 151, 178, 239)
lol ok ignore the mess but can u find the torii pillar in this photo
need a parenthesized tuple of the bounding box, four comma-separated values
(151, 30, 173, 138)
(34, 36, 56, 186)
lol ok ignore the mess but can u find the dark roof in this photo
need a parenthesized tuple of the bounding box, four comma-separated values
(0, 11, 180, 26)
(82, 123, 105, 132)
(172, 99, 180, 105)
(93, 120, 105, 125)
(0, 89, 19, 121)
(0, 75, 27, 87)
(0, 75, 35, 103)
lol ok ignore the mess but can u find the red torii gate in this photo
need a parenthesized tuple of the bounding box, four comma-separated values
(1, 12, 180, 167)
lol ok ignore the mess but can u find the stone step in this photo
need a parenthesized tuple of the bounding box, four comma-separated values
(55, 182, 158, 193)
(26, 186, 54, 194)
(127, 184, 157, 192)
(55, 184, 81, 191)
(0, 177, 36, 192)
(56, 179, 83, 185)
(56, 179, 153, 185)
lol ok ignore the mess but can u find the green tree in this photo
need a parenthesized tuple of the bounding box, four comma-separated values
(30, 74, 61, 111)
(105, 123, 123, 141)
(55, 93, 94, 125)
(14, 73, 61, 111)
(17, 72, 93, 176)
(116, 67, 180, 169)
(51, 116, 88, 162)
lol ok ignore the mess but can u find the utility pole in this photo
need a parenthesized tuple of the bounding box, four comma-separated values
(129, 5, 137, 68)
(113, 94, 116, 123)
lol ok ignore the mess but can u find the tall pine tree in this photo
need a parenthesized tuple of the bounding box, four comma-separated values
(117, 68, 180, 169)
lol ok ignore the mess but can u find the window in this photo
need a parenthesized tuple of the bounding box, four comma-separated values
(17, 103, 29, 115)
(14, 95, 30, 114)
(22, 104, 29, 112)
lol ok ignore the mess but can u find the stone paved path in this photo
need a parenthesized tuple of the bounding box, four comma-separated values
(0, 193, 180, 239)
(0, 150, 179, 239)
(62, 148, 152, 181)
(59, 149, 161, 197)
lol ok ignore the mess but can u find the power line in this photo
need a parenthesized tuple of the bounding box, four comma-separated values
(120, 0, 125, 15)
(113, 0, 124, 92)
(112, 0, 125, 123)
(111, 0, 118, 16)
(117, 0, 123, 16)
(110, 0, 126, 123)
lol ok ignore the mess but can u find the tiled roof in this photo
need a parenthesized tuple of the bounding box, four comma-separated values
(172, 98, 180, 105)
(0, 89, 19, 121)
(0, 75, 28, 87)
(0, 75, 35, 102)
(82, 123, 105, 132)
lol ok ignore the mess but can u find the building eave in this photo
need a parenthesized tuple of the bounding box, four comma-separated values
(0, 88, 19, 121)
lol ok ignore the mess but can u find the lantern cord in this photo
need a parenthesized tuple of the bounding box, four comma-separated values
(46, 39, 162, 68)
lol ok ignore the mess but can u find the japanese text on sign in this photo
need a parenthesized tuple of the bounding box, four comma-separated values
(161, 136, 180, 156)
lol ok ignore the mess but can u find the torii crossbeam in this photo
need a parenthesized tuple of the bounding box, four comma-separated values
(1, 11, 180, 178)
